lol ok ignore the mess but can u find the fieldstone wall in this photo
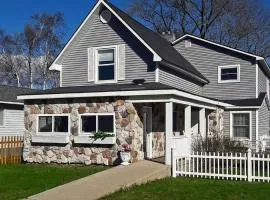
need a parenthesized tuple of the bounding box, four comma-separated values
(208, 107, 224, 136)
(23, 98, 144, 165)
(135, 103, 166, 158)
(152, 132, 165, 158)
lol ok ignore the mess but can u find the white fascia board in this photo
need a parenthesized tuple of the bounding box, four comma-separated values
(17, 89, 232, 107)
(102, 1, 162, 61)
(49, 64, 62, 72)
(0, 101, 24, 106)
(172, 34, 264, 60)
(225, 106, 260, 110)
(49, 0, 162, 71)
(49, 0, 103, 70)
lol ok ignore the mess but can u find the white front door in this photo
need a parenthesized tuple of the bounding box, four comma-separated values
(142, 107, 152, 159)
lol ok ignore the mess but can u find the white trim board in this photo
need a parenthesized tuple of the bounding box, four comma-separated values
(0, 101, 24, 106)
(49, 0, 161, 71)
(18, 89, 233, 108)
(172, 34, 264, 60)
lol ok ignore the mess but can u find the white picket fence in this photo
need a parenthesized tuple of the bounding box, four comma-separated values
(172, 148, 270, 182)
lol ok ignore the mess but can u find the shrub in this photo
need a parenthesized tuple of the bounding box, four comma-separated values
(192, 134, 248, 153)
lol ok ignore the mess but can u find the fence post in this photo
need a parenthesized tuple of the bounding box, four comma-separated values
(247, 148, 252, 182)
(172, 147, 176, 178)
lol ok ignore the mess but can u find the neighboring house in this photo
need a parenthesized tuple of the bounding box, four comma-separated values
(17, 0, 270, 166)
(0, 85, 34, 136)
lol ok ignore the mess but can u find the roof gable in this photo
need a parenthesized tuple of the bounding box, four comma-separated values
(173, 34, 270, 79)
(50, 0, 208, 83)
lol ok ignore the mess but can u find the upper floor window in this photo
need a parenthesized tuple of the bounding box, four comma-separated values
(88, 44, 125, 83)
(97, 48, 116, 82)
(218, 65, 240, 83)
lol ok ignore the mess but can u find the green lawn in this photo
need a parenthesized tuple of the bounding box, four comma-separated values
(0, 164, 108, 200)
(102, 177, 270, 200)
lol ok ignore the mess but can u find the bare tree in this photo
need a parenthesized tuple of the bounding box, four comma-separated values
(130, 0, 270, 59)
(0, 13, 65, 89)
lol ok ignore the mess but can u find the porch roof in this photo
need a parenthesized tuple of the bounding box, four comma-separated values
(17, 83, 232, 108)
(223, 93, 266, 107)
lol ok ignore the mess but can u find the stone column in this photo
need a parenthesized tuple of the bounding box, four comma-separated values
(165, 101, 173, 165)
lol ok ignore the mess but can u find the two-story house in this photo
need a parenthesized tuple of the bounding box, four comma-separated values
(18, 0, 270, 165)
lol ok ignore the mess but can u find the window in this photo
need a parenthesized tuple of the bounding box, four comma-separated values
(0, 109, 4, 126)
(38, 115, 69, 135)
(80, 114, 115, 134)
(97, 48, 116, 82)
(230, 112, 251, 139)
(218, 65, 240, 83)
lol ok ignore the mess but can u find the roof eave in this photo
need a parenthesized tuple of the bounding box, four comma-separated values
(172, 34, 265, 60)
(160, 60, 209, 84)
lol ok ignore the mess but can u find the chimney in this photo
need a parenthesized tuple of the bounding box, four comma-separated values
(161, 31, 176, 42)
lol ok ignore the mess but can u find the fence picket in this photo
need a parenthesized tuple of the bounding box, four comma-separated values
(172, 148, 270, 182)
(0, 136, 23, 165)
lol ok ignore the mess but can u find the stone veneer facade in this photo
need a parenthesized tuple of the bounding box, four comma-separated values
(23, 98, 144, 165)
(208, 108, 224, 136)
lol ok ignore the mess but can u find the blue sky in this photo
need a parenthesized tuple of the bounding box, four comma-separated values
(0, 0, 270, 43)
(0, 0, 130, 41)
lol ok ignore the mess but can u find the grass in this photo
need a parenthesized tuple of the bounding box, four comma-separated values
(0, 164, 109, 200)
(101, 177, 270, 200)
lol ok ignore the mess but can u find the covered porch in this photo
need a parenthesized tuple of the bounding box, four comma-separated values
(130, 97, 225, 165)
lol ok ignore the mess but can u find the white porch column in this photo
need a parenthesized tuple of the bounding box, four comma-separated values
(165, 101, 173, 165)
(199, 108, 206, 137)
(184, 105, 192, 136)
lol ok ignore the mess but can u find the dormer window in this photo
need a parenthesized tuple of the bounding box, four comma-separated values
(97, 48, 116, 82)
(218, 65, 240, 83)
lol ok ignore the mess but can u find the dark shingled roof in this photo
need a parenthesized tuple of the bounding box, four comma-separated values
(105, 1, 208, 83)
(21, 83, 175, 96)
(222, 93, 267, 107)
(0, 85, 36, 104)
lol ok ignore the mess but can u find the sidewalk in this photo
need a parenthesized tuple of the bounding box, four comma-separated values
(28, 160, 170, 200)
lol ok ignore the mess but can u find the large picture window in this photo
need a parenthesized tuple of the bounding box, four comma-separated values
(218, 65, 240, 83)
(231, 112, 251, 139)
(38, 115, 69, 134)
(97, 48, 116, 82)
(80, 114, 114, 134)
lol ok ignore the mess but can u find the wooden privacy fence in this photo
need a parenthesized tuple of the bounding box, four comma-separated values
(172, 148, 270, 182)
(0, 136, 24, 165)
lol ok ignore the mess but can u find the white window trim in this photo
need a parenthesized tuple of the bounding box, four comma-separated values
(94, 45, 118, 84)
(0, 109, 6, 128)
(230, 111, 252, 141)
(218, 64, 240, 83)
(79, 113, 116, 136)
(36, 114, 70, 136)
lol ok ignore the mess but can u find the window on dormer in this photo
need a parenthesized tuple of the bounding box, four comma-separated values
(97, 48, 116, 82)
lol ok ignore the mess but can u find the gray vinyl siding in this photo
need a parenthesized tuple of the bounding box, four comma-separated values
(174, 39, 256, 100)
(0, 105, 24, 136)
(223, 110, 256, 142)
(159, 67, 203, 95)
(259, 99, 269, 137)
(61, 12, 156, 87)
(258, 66, 267, 94)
